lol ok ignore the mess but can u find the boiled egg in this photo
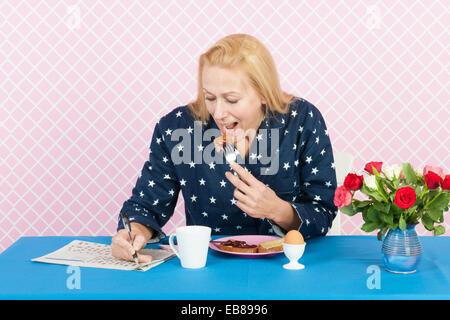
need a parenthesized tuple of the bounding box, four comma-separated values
(284, 230, 305, 245)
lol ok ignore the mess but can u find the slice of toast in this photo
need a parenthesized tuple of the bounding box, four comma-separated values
(218, 239, 258, 253)
(257, 238, 284, 253)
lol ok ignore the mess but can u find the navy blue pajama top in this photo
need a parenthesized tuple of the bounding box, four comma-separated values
(117, 97, 338, 242)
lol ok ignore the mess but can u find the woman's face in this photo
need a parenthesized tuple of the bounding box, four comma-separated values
(202, 64, 266, 140)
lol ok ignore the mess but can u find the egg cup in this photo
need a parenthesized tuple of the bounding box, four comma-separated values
(283, 243, 306, 270)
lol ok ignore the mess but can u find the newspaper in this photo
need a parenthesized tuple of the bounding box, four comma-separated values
(31, 240, 175, 271)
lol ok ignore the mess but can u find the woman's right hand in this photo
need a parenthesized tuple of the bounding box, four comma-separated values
(111, 222, 154, 263)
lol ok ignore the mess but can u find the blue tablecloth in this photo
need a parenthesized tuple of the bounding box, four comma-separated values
(0, 235, 449, 300)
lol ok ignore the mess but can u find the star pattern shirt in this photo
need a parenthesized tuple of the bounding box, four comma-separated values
(117, 97, 338, 242)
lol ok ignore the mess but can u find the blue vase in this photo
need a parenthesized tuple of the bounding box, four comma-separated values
(382, 224, 423, 274)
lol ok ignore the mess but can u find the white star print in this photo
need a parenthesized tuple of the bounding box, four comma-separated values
(220, 180, 226, 187)
(256, 133, 263, 141)
(325, 181, 332, 187)
(189, 161, 195, 168)
(311, 167, 319, 175)
(177, 145, 184, 152)
(201, 211, 208, 217)
(208, 162, 215, 169)
(180, 179, 186, 186)
(221, 214, 228, 220)
(168, 189, 175, 196)
(209, 196, 216, 204)
(163, 174, 170, 180)
(309, 111, 314, 118)
(153, 199, 159, 206)
(176, 111, 182, 117)
(320, 148, 326, 156)
(156, 138, 162, 144)
(148, 180, 155, 187)
(199, 178, 206, 185)
(299, 126, 304, 132)
(230, 198, 237, 205)
(291, 110, 298, 117)
(305, 156, 312, 164)
(165, 128, 172, 136)
(283, 162, 290, 170)
(162, 156, 168, 163)
(191, 194, 197, 202)
(214, 227, 221, 232)
(314, 195, 321, 201)
(315, 136, 320, 144)
(187, 126, 193, 134)
(139, 191, 144, 198)
(294, 160, 299, 167)
(197, 145, 204, 151)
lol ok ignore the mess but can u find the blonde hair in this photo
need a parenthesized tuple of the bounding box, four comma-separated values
(187, 33, 295, 122)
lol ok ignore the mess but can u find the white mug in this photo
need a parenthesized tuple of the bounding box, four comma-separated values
(168, 225, 211, 269)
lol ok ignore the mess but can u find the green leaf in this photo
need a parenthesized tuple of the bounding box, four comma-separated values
(421, 215, 434, 231)
(366, 207, 381, 222)
(379, 211, 394, 227)
(428, 193, 450, 210)
(374, 202, 391, 213)
(433, 225, 445, 236)
(427, 208, 443, 222)
(361, 184, 384, 202)
(340, 205, 357, 216)
(402, 162, 418, 184)
(399, 215, 407, 230)
(353, 200, 372, 209)
(375, 176, 390, 202)
(361, 221, 380, 233)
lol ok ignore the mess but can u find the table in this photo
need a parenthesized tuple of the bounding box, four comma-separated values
(0, 235, 449, 300)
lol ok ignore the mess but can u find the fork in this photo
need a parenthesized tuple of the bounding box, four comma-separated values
(224, 143, 238, 163)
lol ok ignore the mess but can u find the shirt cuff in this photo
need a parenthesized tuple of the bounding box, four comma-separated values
(266, 202, 303, 237)
(117, 212, 166, 244)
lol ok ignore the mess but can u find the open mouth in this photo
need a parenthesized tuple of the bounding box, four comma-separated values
(224, 122, 238, 130)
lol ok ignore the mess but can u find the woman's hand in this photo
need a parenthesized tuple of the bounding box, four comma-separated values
(111, 222, 154, 263)
(225, 161, 285, 221)
(225, 161, 301, 230)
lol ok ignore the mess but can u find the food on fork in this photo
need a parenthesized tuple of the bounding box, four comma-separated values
(215, 134, 228, 147)
(213, 134, 236, 152)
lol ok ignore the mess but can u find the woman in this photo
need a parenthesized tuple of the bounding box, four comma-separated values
(111, 34, 338, 263)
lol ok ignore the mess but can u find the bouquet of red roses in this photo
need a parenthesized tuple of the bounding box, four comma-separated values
(334, 162, 450, 240)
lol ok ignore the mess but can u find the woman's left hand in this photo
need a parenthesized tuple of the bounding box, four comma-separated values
(225, 161, 283, 221)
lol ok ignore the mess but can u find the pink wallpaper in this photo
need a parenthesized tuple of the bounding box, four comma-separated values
(1, 1, 449, 252)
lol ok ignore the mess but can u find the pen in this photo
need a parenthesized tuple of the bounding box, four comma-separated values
(120, 212, 139, 265)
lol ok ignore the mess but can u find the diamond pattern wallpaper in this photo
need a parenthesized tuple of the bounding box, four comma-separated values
(1, 0, 449, 252)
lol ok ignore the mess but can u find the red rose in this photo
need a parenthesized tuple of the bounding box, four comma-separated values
(343, 173, 364, 191)
(364, 161, 383, 175)
(442, 175, 450, 190)
(334, 186, 352, 210)
(394, 187, 416, 209)
(424, 171, 443, 189)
